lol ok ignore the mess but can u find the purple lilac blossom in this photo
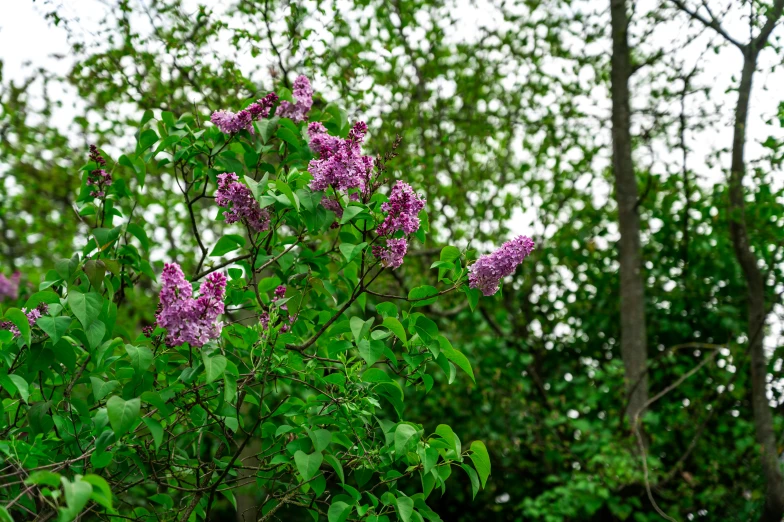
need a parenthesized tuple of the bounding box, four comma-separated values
(211, 93, 279, 134)
(23, 303, 47, 327)
(0, 304, 46, 338)
(376, 181, 426, 236)
(259, 311, 270, 330)
(215, 173, 270, 232)
(0, 321, 19, 337)
(308, 122, 374, 194)
(0, 272, 21, 301)
(320, 197, 343, 219)
(87, 145, 112, 198)
(468, 236, 535, 296)
(277, 75, 313, 122)
(307, 122, 341, 156)
(372, 238, 408, 269)
(155, 263, 227, 347)
(273, 285, 287, 310)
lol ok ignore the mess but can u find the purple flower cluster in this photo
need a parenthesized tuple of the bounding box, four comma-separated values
(155, 263, 227, 347)
(372, 238, 408, 269)
(215, 173, 270, 232)
(277, 75, 313, 123)
(320, 197, 345, 229)
(0, 272, 21, 301)
(23, 303, 47, 327)
(307, 122, 341, 157)
(376, 181, 426, 236)
(87, 145, 112, 198)
(0, 321, 18, 337)
(469, 236, 535, 296)
(259, 285, 297, 333)
(308, 121, 374, 194)
(273, 285, 287, 308)
(211, 93, 279, 134)
(1, 303, 48, 338)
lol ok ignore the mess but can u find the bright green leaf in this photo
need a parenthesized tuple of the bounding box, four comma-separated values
(469, 440, 491, 488)
(107, 396, 141, 437)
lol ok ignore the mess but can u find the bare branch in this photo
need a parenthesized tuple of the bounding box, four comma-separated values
(669, 0, 746, 50)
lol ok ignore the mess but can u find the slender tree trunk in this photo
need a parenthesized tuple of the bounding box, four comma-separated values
(728, 49, 784, 522)
(609, 0, 648, 425)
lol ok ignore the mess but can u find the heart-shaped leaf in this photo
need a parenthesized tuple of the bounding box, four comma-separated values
(294, 450, 323, 481)
(107, 396, 141, 437)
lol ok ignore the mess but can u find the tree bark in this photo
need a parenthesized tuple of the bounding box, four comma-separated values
(728, 47, 784, 522)
(609, 0, 648, 425)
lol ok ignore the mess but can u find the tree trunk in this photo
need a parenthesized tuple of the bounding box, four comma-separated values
(609, 0, 648, 425)
(728, 49, 784, 522)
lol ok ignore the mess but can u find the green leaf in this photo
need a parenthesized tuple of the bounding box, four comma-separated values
(161, 111, 175, 127)
(350, 316, 373, 342)
(438, 336, 475, 383)
(465, 287, 481, 312)
(258, 276, 282, 294)
(90, 377, 120, 401)
(61, 477, 93, 519)
(440, 246, 461, 263)
(309, 429, 332, 453)
(67, 291, 103, 329)
(395, 496, 415, 522)
(107, 396, 141, 437)
(82, 260, 106, 290)
(324, 454, 345, 484)
(328, 501, 351, 522)
(25, 470, 62, 487)
(0, 506, 13, 522)
(275, 180, 300, 210)
(294, 450, 323, 481)
(210, 235, 246, 257)
(224, 373, 238, 404)
(469, 440, 491, 488)
(127, 223, 150, 250)
(382, 317, 407, 345)
(4, 308, 30, 347)
(138, 128, 159, 151)
(395, 424, 419, 457)
(82, 474, 113, 510)
(339, 242, 367, 263)
(359, 339, 385, 367)
(245, 172, 269, 201)
(257, 117, 278, 143)
(125, 344, 153, 373)
(203, 352, 228, 384)
(339, 205, 366, 224)
(140, 109, 154, 127)
(408, 285, 439, 307)
(435, 424, 461, 455)
(84, 319, 106, 349)
(38, 316, 72, 344)
(24, 290, 61, 310)
(460, 464, 480, 499)
(420, 446, 439, 476)
(276, 127, 301, 147)
(143, 417, 164, 451)
(413, 316, 438, 342)
(7, 374, 29, 404)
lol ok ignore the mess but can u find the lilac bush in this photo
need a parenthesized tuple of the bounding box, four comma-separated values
(0, 72, 536, 522)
